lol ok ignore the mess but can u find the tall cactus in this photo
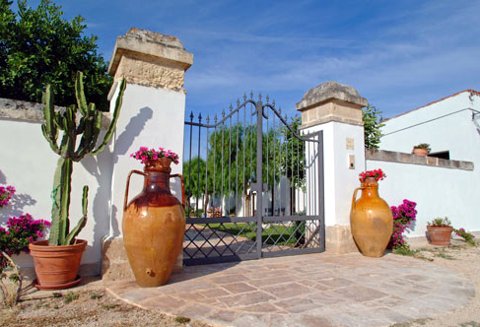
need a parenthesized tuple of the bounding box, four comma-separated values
(41, 72, 126, 245)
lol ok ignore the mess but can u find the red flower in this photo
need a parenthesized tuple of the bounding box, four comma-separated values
(359, 169, 386, 183)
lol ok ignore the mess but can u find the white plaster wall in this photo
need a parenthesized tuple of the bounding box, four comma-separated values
(377, 91, 480, 234)
(381, 92, 479, 161)
(109, 83, 186, 238)
(302, 121, 366, 226)
(365, 160, 478, 236)
(0, 118, 113, 272)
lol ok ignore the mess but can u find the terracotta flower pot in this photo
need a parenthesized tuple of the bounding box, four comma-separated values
(28, 239, 87, 290)
(123, 157, 186, 287)
(412, 148, 429, 156)
(351, 177, 393, 257)
(427, 226, 453, 246)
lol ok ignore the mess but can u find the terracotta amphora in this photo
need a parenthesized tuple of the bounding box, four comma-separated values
(123, 157, 186, 287)
(350, 177, 393, 257)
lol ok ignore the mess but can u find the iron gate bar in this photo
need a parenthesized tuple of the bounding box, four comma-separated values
(183, 94, 325, 265)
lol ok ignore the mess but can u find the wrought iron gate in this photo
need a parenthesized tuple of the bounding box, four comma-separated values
(183, 94, 324, 265)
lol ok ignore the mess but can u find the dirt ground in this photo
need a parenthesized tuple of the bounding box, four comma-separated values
(0, 278, 214, 327)
(392, 239, 480, 327)
(1, 239, 479, 327)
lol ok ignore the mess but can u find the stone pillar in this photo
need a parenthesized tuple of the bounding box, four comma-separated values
(102, 28, 193, 281)
(296, 82, 367, 254)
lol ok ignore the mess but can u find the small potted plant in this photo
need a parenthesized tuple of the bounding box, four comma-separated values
(427, 217, 453, 246)
(412, 143, 431, 156)
(28, 72, 126, 290)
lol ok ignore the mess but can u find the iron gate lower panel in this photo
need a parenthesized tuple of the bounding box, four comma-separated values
(183, 215, 324, 266)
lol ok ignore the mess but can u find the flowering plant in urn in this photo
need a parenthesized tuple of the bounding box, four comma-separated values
(130, 146, 180, 165)
(359, 169, 385, 183)
(123, 146, 185, 287)
(351, 168, 393, 257)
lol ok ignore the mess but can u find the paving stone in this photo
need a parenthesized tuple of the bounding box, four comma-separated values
(221, 282, 257, 294)
(221, 290, 276, 307)
(262, 282, 312, 299)
(106, 252, 475, 327)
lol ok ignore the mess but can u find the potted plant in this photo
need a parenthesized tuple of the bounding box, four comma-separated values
(412, 143, 431, 156)
(427, 217, 453, 246)
(28, 72, 126, 290)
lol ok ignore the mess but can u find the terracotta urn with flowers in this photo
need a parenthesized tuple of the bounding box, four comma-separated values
(123, 146, 186, 287)
(350, 169, 393, 257)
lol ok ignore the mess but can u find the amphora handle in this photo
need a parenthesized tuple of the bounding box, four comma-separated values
(351, 186, 363, 213)
(124, 170, 146, 211)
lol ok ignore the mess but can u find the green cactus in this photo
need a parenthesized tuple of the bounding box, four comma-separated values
(41, 72, 126, 246)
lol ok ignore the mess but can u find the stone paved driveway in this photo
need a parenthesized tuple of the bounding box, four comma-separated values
(105, 252, 474, 327)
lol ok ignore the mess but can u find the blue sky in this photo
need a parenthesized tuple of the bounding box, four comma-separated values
(25, 0, 480, 118)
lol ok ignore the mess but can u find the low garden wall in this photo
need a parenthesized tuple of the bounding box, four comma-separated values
(366, 149, 477, 238)
(0, 98, 113, 275)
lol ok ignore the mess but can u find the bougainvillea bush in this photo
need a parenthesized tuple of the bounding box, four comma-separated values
(0, 185, 15, 207)
(390, 199, 417, 248)
(0, 214, 50, 269)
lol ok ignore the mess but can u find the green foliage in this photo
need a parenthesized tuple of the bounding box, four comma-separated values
(42, 72, 125, 245)
(209, 222, 304, 245)
(0, 0, 111, 110)
(362, 104, 384, 149)
(454, 228, 476, 246)
(428, 217, 451, 227)
(63, 291, 79, 304)
(184, 116, 304, 205)
(392, 243, 418, 256)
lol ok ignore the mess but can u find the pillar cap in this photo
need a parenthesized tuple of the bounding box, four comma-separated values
(108, 28, 193, 76)
(296, 81, 368, 111)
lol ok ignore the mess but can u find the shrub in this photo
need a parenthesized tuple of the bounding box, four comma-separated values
(390, 199, 417, 248)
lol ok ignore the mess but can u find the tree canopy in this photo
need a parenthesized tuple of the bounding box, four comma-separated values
(0, 0, 111, 110)
(363, 104, 384, 149)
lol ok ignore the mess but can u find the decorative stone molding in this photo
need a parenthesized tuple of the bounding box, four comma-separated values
(108, 28, 193, 92)
(366, 149, 474, 171)
(296, 81, 368, 128)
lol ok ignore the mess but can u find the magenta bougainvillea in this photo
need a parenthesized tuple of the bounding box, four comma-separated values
(0, 214, 50, 269)
(131, 146, 179, 165)
(390, 199, 417, 248)
(359, 169, 386, 183)
(0, 185, 15, 207)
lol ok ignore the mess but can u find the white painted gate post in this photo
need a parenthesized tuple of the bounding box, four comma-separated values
(296, 82, 367, 253)
(102, 28, 193, 280)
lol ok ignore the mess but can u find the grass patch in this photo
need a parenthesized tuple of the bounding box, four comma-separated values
(175, 316, 191, 324)
(209, 222, 305, 246)
(90, 292, 103, 300)
(63, 291, 79, 304)
(101, 303, 120, 310)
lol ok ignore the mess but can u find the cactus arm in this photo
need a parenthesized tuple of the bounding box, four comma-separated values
(74, 104, 101, 161)
(48, 158, 72, 245)
(75, 71, 88, 116)
(65, 185, 88, 245)
(93, 78, 126, 155)
(41, 124, 61, 155)
(41, 85, 60, 154)
(48, 158, 63, 245)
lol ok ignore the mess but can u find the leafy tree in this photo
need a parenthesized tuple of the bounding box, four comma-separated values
(362, 104, 384, 149)
(184, 116, 305, 216)
(0, 0, 111, 110)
